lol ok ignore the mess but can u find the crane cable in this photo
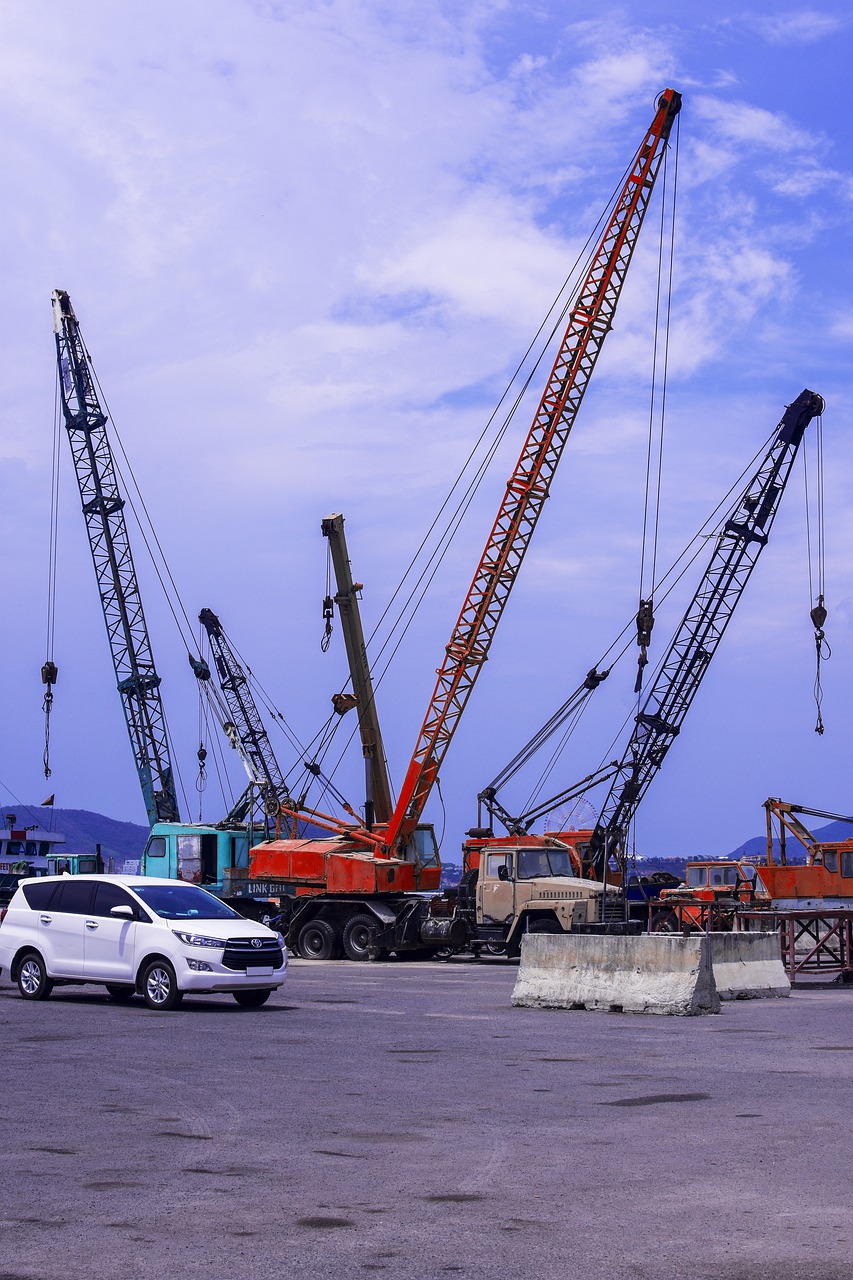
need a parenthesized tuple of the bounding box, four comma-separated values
(41, 373, 62, 779)
(493, 426, 781, 823)
(315, 151, 649, 804)
(804, 411, 829, 733)
(635, 116, 679, 696)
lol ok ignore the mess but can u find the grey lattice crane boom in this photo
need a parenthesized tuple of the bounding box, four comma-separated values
(51, 289, 180, 827)
(197, 608, 292, 818)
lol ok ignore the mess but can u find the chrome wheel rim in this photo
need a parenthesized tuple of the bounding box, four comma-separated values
(146, 967, 171, 1005)
(21, 960, 41, 994)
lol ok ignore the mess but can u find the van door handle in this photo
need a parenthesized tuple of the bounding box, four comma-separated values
(85, 920, 99, 930)
(40, 914, 52, 924)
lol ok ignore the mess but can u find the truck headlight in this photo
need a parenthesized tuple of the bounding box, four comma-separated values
(172, 931, 226, 948)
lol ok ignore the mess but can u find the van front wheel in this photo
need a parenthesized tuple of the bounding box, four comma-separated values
(141, 960, 183, 1011)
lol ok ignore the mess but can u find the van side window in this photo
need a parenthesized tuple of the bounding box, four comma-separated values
(21, 881, 59, 910)
(53, 880, 95, 914)
(92, 882, 138, 919)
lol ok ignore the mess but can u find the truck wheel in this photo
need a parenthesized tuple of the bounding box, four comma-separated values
(342, 914, 376, 962)
(141, 960, 183, 1010)
(17, 951, 54, 1001)
(298, 919, 340, 961)
(652, 910, 679, 933)
(528, 919, 561, 934)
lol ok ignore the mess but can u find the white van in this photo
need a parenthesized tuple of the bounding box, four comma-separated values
(0, 875, 287, 1010)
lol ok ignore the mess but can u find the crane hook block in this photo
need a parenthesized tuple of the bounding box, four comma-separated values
(636, 599, 654, 647)
(810, 601, 828, 633)
(41, 661, 58, 686)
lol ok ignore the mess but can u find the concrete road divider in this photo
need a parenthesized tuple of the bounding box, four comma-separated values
(709, 931, 790, 1000)
(512, 933, 720, 1015)
(511, 932, 790, 1015)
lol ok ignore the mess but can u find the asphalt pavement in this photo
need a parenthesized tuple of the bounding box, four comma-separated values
(1, 956, 852, 1279)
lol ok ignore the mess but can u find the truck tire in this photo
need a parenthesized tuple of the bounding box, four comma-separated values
(651, 909, 679, 933)
(17, 951, 54, 1001)
(342, 914, 376, 962)
(528, 918, 561, 934)
(298, 918, 341, 961)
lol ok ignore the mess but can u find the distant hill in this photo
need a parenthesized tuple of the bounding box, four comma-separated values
(18, 806, 149, 863)
(729, 818, 853, 863)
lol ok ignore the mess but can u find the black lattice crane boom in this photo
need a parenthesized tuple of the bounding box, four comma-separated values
(51, 289, 180, 827)
(584, 388, 825, 878)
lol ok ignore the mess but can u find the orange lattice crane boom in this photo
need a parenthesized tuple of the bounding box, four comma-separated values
(384, 87, 682, 854)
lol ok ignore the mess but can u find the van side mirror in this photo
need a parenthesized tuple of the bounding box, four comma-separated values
(497, 865, 510, 882)
(110, 904, 135, 919)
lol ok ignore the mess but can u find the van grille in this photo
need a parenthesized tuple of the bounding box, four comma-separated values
(222, 937, 284, 971)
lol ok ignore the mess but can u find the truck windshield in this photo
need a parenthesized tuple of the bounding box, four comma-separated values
(132, 884, 241, 920)
(516, 848, 574, 880)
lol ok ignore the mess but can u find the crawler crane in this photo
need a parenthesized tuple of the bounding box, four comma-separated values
(465, 389, 825, 946)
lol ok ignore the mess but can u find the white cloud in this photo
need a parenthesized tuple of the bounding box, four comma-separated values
(693, 96, 819, 154)
(750, 9, 850, 45)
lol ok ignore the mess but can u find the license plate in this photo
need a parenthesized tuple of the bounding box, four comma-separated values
(246, 966, 274, 977)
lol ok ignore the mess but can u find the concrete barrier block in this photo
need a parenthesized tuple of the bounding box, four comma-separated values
(710, 931, 790, 1000)
(511, 933, 720, 1016)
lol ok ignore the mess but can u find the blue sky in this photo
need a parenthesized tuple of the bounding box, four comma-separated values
(1, 1, 851, 858)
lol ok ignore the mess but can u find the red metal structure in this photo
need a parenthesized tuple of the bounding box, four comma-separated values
(386, 88, 682, 857)
(248, 90, 682, 954)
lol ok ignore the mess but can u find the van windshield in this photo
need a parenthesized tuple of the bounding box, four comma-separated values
(516, 848, 574, 880)
(133, 884, 240, 920)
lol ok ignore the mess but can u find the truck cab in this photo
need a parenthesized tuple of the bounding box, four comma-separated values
(473, 836, 610, 955)
(142, 822, 261, 891)
(655, 859, 766, 930)
(45, 853, 103, 876)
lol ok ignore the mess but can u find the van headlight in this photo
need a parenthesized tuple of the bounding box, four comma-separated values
(171, 931, 226, 948)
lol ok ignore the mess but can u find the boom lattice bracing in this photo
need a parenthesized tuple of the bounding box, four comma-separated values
(198, 608, 292, 819)
(585, 388, 825, 877)
(51, 289, 180, 826)
(386, 89, 682, 852)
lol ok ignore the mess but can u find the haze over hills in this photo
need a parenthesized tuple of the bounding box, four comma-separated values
(12, 807, 853, 882)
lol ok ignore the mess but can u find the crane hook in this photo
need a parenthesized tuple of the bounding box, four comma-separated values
(810, 594, 830, 735)
(634, 598, 654, 694)
(41, 660, 58, 779)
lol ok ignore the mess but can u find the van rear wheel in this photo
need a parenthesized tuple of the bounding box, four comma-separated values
(233, 989, 273, 1007)
(105, 984, 135, 1002)
(17, 951, 53, 1001)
